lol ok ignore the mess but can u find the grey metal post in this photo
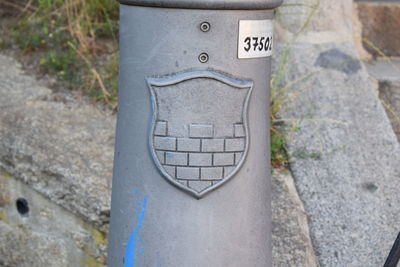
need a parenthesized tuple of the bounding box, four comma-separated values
(108, 0, 282, 266)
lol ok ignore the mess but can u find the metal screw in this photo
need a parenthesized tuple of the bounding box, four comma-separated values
(198, 53, 209, 63)
(200, 22, 210, 32)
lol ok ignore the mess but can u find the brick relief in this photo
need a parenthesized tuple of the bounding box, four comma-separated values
(147, 70, 253, 198)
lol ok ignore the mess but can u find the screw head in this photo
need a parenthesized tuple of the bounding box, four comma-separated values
(200, 22, 210, 32)
(198, 53, 209, 63)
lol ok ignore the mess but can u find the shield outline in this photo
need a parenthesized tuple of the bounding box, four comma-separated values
(147, 70, 253, 199)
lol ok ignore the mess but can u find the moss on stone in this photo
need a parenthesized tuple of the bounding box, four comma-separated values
(1, 170, 13, 179)
(84, 224, 106, 247)
(82, 256, 104, 267)
(0, 210, 10, 224)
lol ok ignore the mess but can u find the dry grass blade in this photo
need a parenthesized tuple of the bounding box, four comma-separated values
(20, 0, 34, 16)
(64, 0, 116, 55)
(0, 0, 35, 12)
(91, 68, 111, 98)
(67, 41, 111, 101)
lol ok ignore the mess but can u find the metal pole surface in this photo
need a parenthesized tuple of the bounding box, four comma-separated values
(108, 1, 282, 266)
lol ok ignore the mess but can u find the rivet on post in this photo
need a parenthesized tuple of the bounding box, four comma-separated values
(200, 22, 210, 32)
(198, 53, 209, 63)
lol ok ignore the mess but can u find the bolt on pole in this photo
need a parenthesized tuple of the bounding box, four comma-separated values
(108, 0, 283, 266)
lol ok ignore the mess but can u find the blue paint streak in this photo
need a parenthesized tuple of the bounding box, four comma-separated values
(125, 197, 147, 267)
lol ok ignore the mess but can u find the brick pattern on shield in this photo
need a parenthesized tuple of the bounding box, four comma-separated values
(147, 70, 253, 198)
(154, 121, 246, 192)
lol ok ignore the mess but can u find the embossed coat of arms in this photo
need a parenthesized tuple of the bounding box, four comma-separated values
(147, 70, 253, 198)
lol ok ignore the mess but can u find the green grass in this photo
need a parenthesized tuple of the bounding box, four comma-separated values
(271, 124, 289, 167)
(9, 0, 119, 107)
(270, 0, 320, 167)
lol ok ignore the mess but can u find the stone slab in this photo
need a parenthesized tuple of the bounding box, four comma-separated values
(0, 54, 114, 231)
(0, 172, 107, 266)
(356, 1, 400, 58)
(366, 60, 400, 140)
(271, 170, 319, 267)
(273, 42, 400, 266)
(365, 60, 400, 82)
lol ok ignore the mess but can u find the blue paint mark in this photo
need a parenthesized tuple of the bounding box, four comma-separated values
(138, 237, 145, 256)
(125, 196, 147, 267)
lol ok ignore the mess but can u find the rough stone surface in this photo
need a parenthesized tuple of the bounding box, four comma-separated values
(356, 1, 400, 58)
(0, 221, 70, 267)
(275, 0, 400, 264)
(0, 54, 114, 231)
(274, 41, 400, 266)
(0, 171, 107, 267)
(315, 48, 362, 75)
(272, 170, 319, 267)
(275, 0, 353, 44)
(366, 60, 400, 140)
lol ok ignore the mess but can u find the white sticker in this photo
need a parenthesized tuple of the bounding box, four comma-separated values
(238, 20, 274, 59)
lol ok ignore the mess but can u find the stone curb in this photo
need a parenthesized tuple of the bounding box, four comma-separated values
(0, 54, 114, 231)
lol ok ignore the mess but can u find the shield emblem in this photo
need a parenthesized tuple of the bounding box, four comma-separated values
(147, 70, 253, 198)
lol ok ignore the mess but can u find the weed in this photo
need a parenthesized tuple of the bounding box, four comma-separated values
(271, 123, 289, 167)
(292, 147, 321, 160)
(270, 0, 320, 167)
(7, 0, 119, 106)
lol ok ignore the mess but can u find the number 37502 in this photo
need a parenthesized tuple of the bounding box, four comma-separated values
(244, 36, 273, 52)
